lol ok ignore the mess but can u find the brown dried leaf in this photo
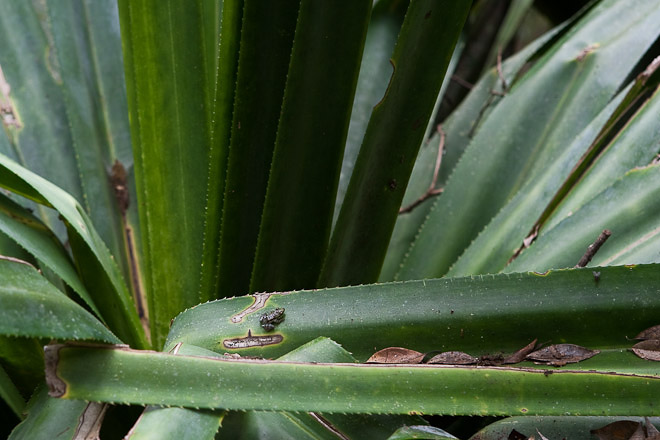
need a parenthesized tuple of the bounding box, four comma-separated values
(635, 324, 660, 340)
(503, 339, 538, 364)
(478, 353, 504, 366)
(526, 343, 599, 366)
(427, 351, 478, 365)
(631, 339, 660, 361)
(366, 347, 425, 364)
(646, 417, 660, 438)
(507, 429, 527, 440)
(590, 421, 643, 440)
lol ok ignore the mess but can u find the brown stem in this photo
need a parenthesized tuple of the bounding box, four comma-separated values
(575, 229, 612, 268)
(399, 126, 446, 214)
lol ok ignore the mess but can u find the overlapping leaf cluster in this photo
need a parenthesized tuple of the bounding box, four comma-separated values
(0, 0, 659, 438)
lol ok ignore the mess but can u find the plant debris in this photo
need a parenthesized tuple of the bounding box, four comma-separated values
(631, 339, 660, 362)
(366, 347, 425, 364)
(525, 343, 599, 367)
(427, 351, 478, 365)
(635, 324, 660, 340)
(503, 339, 538, 364)
(591, 418, 660, 440)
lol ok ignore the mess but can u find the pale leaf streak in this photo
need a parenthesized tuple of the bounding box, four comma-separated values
(0, 64, 20, 128)
(399, 125, 445, 214)
(0, 255, 38, 271)
(600, 225, 660, 266)
(230, 291, 293, 323)
(309, 412, 350, 440)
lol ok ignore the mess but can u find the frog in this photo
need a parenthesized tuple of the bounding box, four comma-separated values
(259, 307, 285, 332)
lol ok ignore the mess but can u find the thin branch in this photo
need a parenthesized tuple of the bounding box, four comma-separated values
(399, 126, 445, 214)
(575, 229, 611, 268)
(451, 74, 474, 90)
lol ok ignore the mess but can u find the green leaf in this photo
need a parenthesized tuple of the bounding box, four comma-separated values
(320, 0, 471, 287)
(0, 364, 24, 419)
(231, 337, 427, 439)
(166, 264, 660, 362)
(123, 343, 224, 440)
(117, 0, 214, 348)
(199, 0, 243, 304)
(8, 385, 101, 440)
(0, 1, 84, 241)
(126, 407, 223, 440)
(0, 192, 100, 317)
(45, 1, 136, 286)
(0, 258, 120, 344)
(544, 79, 660, 232)
(250, 0, 372, 292)
(0, 153, 147, 348)
(480, 0, 535, 77)
(216, 1, 300, 298)
(388, 425, 457, 440)
(380, 24, 568, 281)
(507, 165, 660, 272)
(334, 0, 408, 225)
(45, 343, 660, 416)
(398, 0, 660, 280)
(446, 81, 628, 276)
(470, 416, 660, 440)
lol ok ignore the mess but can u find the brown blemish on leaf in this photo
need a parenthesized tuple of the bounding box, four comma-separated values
(231, 291, 292, 323)
(635, 324, 660, 341)
(388, 179, 398, 191)
(222, 329, 283, 349)
(591, 420, 643, 440)
(366, 347, 425, 364)
(631, 339, 660, 361)
(110, 160, 129, 215)
(44, 344, 67, 397)
(428, 351, 478, 365)
(575, 43, 600, 62)
(503, 339, 538, 365)
(526, 343, 599, 367)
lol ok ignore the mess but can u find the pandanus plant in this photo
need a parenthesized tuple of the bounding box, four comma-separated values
(1, 0, 659, 438)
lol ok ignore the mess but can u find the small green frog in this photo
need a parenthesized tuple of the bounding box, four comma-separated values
(259, 308, 285, 331)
